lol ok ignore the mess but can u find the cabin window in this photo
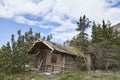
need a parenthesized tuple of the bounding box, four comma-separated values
(51, 53, 57, 63)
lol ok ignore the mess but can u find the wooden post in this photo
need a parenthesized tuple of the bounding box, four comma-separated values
(45, 50, 53, 72)
(62, 55, 65, 73)
(84, 53, 91, 71)
(38, 59, 43, 71)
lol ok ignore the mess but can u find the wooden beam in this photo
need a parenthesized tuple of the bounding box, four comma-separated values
(38, 59, 43, 71)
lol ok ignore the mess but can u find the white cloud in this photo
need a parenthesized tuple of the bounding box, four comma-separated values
(0, 0, 55, 17)
(53, 31, 78, 41)
(14, 16, 39, 25)
(14, 16, 55, 29)
(0, 0, 120, 42)
(51, 19, 77, 41)
(106, 0, 120, 6)
(0, 2, 14, 18)
(105, 7, 120, 25)
(52, 20, 74, 33)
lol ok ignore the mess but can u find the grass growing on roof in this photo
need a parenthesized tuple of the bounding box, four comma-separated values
(52, 42, 83, 56)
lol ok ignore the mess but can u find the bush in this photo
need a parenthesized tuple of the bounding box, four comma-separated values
(0, 73, 5, 80)
(59, 71, 82, 80)
(81, 63, 88, 71)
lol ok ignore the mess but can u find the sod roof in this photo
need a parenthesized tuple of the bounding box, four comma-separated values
(28, 39, 84, 57)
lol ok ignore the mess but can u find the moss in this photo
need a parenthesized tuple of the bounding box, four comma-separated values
(53, 42, 83, 56)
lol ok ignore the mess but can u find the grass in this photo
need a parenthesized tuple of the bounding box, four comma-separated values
(0, 70, 120, 80)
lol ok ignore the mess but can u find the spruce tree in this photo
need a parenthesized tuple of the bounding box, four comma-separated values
(0, 28, 41, 74)
(91, 20, 120, 70)
(73, 15, 91, 52)
(70, 15, 91, 71)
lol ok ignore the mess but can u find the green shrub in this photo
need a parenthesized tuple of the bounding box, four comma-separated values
(59, 71, 82, 80)
(81, 63, 88, 71)
(0, 73, 5, 80)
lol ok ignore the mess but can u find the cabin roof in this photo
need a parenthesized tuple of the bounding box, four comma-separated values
(28, 39, 84, 57)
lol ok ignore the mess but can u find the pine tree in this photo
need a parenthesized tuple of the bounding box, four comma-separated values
(70, 15, 91, 71)
(91, 20, 120, 70)
(46, 34, 53, 41)
(0, 28, 41, 74)
(71, 15, 91, 52)
(91, 21, 98, 43)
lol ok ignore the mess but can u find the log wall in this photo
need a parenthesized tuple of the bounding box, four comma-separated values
(36, 49, 76, 73)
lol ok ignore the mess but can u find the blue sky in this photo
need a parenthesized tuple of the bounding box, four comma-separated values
(0, 0, 120, 47)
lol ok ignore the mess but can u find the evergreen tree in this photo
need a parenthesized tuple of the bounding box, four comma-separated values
(42, 34, 53, 41)
(70, 15, 91, 71)
(46, 34, 53, 41)
(91, 20, 120, 70)
(91, 21, 97, 43)
(0, 28, 41, 74)
(70, 15, 91, 52)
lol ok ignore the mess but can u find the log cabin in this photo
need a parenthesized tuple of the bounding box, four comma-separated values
(28, 39, 86, 73)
